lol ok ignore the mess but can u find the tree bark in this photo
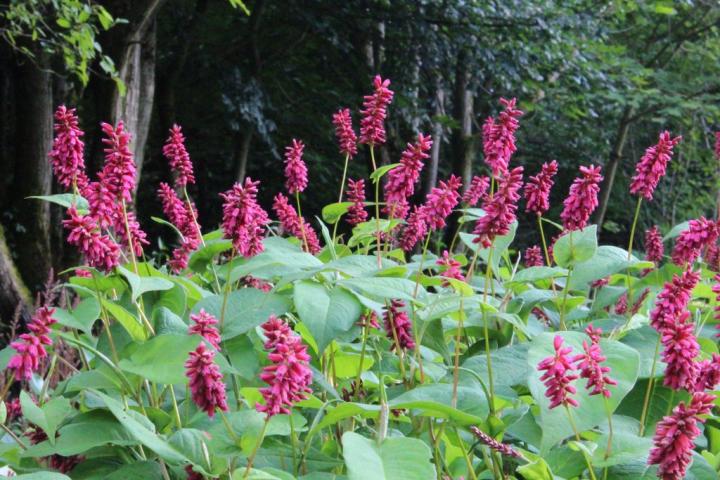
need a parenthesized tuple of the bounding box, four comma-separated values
(593, 107, 634, 229)
(0, 226, 32, 329)
(10, 53, 54, 291)
(423, 78, 445, 197)
(234, 128, 253, 182)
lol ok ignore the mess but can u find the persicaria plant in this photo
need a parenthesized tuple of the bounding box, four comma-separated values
(2, 78, 720, 480)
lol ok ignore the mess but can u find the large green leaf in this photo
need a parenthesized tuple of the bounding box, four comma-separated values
(553, 225, 598, 268)
(101, 299, 147, 341)
(527, 331, 640, 452)
(570, 246, 648, 288)
(388, 384, 488, 424)
(118, 334, 201, 384)
(188, 238, 233, 272)
(321, 202, 353, 224)
(294, 282, 362, 354)
(342, 432, 435, 480)
(192, 288, 291, 340)
(20, 392, 72, 444)
(28, 193, 89, 212)
(53, 297, 100, 334)
(117, 266, 174, 302)
(339, 277, 424, 303)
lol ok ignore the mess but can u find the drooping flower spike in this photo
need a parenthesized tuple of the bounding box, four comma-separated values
(383, 300, 415, 351)
(284, 139, 308, 194)
(629, 131, 681, 200)
(473, 166, 524, 248)
(524, 160, 558, 216)
(49, 105, 88, 190)
(384, 133, 432, 219)
(185, 343, 228, 417)
(573, 326, 617, 397)
(8, 306, 57, 380)
(359, 75, 394, 146)
(421, 174, 462, 230)
(482, 97, 523, 176)
(649, 269, 700, 333)
(436, 251, 465, 286)
(189, 309, 222, 350)
(63, 206, 121, 272)
(671, 217, 719, 266)
(644, 226, 664, 263)
(162, 124, 195, 188)
(273, 193, 321, 254)
(220, 177, 270, 258)
(332, 108, 358, 157)
(469, 426, 524, 460)
(560, 165, 603, 231)
(346, 178, 368, 226)
(462, 175, 490, 207)
(399, 206, 428, 252)
(537, 335, 578, 409)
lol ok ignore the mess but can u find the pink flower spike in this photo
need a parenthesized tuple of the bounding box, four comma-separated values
(158, 182, 190, 231)
(272, 193, 321, 254)
(671, 217, 719, 266)
(436, 250, 464, 286)
(220, 177, 270, 258)
(524, 160, 558, 216)
(537, 335, 579, 409)
(420, 175, 462, 231)
(644, 226, 664, 263)
(482, 97, 523, 176)
(185, 343, 228, 417)
(469, 426, 523, 459)
(332, 108, 358, 157)
(359, 75, 394, 146)
(573, 338, 617, 398)
(399, 205, 428, 252)
(560, 165, 603, 231)
(49, 105, 88, 190)
(383, 300, 415, 351)
(462, 176, 490, 207)
(660, 311, 700, 391)
(257, 316, 313, 417)
(649, 269, 700, 333)
(115, 209, 148, 257)
(472, 166, 524, 248)
(630, 131, 681, 200)
(162, 124, 195, 187)
(713, 274, 720, 338)
(524, 245, 544, 267)
(648, 391, 715, 480)
(346, 178, 368, 226)
(189, 309, 222, 350)
(63, 206, 121, 272)
(693, 354, 720, 392)
(99, 121, 136, 203)
(284, 139, 308, 194)
(384, 133, 432, 219)
(7, 306, 57, 380)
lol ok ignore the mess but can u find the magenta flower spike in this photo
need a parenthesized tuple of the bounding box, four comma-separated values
(671, 217, 719, 266)
(525, 160, 558, 216)
(162, 124, 195, 188)
(383, 300, 415, 351)
(472, 166, 524, 248)
(482, 97, 523, 176)
(49, 105, 89, 190)
(560, 165, 603, 232)
(185, 343, 228, 417)
(284, 139, 308, 194)
(537, 335, 579, 409)
(189, 309, 222, 350)
(332, 108, 358, 157)
(220, 177, 270, 258)
(630, 131, 681, 200)
(359, 75, 394, 146)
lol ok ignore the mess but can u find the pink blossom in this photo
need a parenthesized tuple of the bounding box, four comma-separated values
(168, 235, 200, 273)
(537, 335, 578, 409)
(399, 205, 428, 252)
(49, 105, 88, 190)
(8, 306, 57, 380)
(524, 160, 558, 216)
(671, 217, 719, 266)
(284, 139, 308, 194)
(573, 327, 617, 397)
(189, 309, 222, 350)
(630, 131, 681, 200)
(63, 206, 120, 272)
(383, 300, 415, 351)
(524, 245, 544, 267)
(615, 293, 628, 315)
(469, 426, 523, 459)
(272, 193, 321, 254)
(420, 175, 461, 230)
(705, 243, 720, 271)
(384, 134, 432, 219)
(631, 288, 650, 315)
(220, 178, 270, 258)
(693, 354, 720, 392)
(158, 182, 191, 232)
(560, 165, 603, 231)
(645, 226, 664, 263)
(185, 343, 228, 417)
(648, 391, 715, 480)
(359, 75, 394, 146)
(82, 181, 116, 228)
(482, 97, 523, 176)
(99, 121, 136, 203)
(257, 316, 313, 417)
(162, 124, 195, 187)
(346, 178, 368, 226)
(241, 276, 272, 292)
(462, 176, 490, 207)
(436, 250, 464, 286)
(713, 274, 720, 338)
(661, 311, 700, 391)
(472, 166, 524, 248)
(649, 269, 700, 333)
(332, 108, 357, 157)
(115, 209, 148, 257)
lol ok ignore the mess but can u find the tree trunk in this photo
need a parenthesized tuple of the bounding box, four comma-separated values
(235, 128, 253, 182)
(423, 79, 444, 197)
(0, 226, 32, 329)
(11, 53, 54, 291)
(594, 107, 634, 229)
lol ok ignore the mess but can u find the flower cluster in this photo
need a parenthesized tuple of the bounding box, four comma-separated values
(383, 300, 415, 351)
(671, 217, 719, 266)
(524, 245, 544, 267)
(436, 250, 464, 286)
(8, 307, 57, 380)
(462, 175, 490, 207)
(384, 134, 432, 219)
(346, 178, 368, 226)
(257, 316, 313, 417)
(162, 125, 195, 187)
(157, 182, 202, 272)
(525, 160, 558, 216)
(284, 139, 308, 194)
(49, 105, 88, 189)
(189, 309, 222, 350)
(469, 426, 523, 459)
(573, 326, 617, 397)
(560, 165, 603, 231)
(220, 178, 270, 258)
(63, 206, 121, 272)
(272, 193, 321, 254)
(482, 97, 523, 176)
(472, 167, 524, 248)
(332, 108, 358, 157)
(645, 226, 664, 263)
(185, 343, 228, 417)
(359, 75, 394, 146)
(630, 131, 681, 200)
(537, 336, 578, 409)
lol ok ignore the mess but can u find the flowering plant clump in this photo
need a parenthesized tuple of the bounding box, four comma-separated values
(4, 81, 720, 480)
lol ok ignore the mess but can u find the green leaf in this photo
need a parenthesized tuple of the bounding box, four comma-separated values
(569, 246, 645, 288)
(20, 392, 72, 444)
(294, 282, 362, 354)
(510, 266, 568, 284)
(188, 239, 233, 272)
(119, 334, 201, 384)
(553, 225, 598, 268)
(516, 454, 554, 480)
(370, 163, 401, 183)
(388, 384, 488, 424)
(28, 193, 89, 212)
(8, 473, 72, 480)
(92, 390, 188, 463)
(527, 332, 640, 452)
(342, 432, 435, 480)
(192, 289, 291, 340)
(339, 277, 424, 303)
(53, 297, 100, 334)
(321, 202, 353, 225)
(117, 266, 174, 302)
(459, 221, 517, 271)
(101, 299, 147, 341)
(153, 306, 188, 335)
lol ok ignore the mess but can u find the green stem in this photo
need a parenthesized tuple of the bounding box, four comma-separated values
(370, 146, 382, 268)
(243, 418, 269, 478)
(603, 396, 613, 460)
(451, 296, 465, 409)
(624, 197, 643, 311)
(453, 426, 479, 480)
(537, 215, 551, 266)
(639, 336, 662, 436)
(219, 249, 236, 329)
(565, 405, 597, 480)
(353, 317, 370, 399)
(558, 268, 573, 330)
(482, 247, 496, 414)
(295, 192, 310, 252)
(183, 187, 222, 292)
(38, 354, 57, 404)
(169, 385, 182, 429)
(331, 153, 350, 245)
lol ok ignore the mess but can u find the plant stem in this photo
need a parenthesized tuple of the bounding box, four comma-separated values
(1, 424, 26, 449)
(558, 268, 573, 330)
(537, 215, 551, 266)
(370, 146, 382, 268)
(639, 336, 662, 436)
(481, 248, 496, 414)
(451, 297, 465, 409)
(219, 249, 236, 329)
(243, 417, 269, 478)
(603, 396, 614, 460)
(353, 318, 370, 399)
(38, 354, 57, 404)
(295, 192, 310, 252)
(452, 426, 479, 480)
(183, 187, 222, 292)
(625, 197, 643, 307)
(169, 385, 182, 429)
(331, 153, 350, 245)
(565, 405, 597, 480)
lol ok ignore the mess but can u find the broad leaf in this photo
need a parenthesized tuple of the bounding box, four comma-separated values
(553, 225, 598, 268)
(342, 432, 434, 480)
